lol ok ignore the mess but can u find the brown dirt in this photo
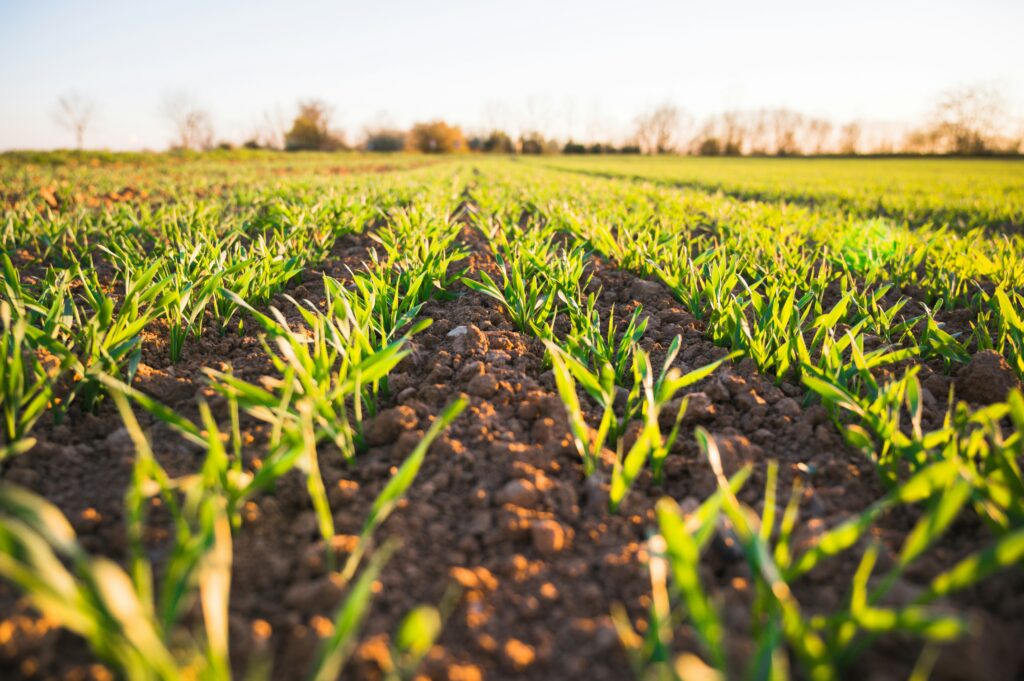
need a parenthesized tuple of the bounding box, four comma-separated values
(954, 349, 1022, 405)
(1, 223, 1023, 681)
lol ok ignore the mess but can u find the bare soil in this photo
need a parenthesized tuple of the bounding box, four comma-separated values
(1, 222, 1022, 681)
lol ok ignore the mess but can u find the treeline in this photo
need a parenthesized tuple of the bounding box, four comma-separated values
(632, 86, 1023, 156)
(229, 102, 639, 155)
(242, 102, 639, 155)
(50, 85, 1023, 156)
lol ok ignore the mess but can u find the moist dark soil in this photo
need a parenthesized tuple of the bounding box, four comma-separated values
(2, 221, 1023, 681)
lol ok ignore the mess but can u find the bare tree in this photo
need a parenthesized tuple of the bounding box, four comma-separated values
(257, 106, 289, 149)
(839, 121, 862, 155)
(767, 109, 803, 155)
(162, 92, 215, 151)
(805, 118, 834, 154)
(747, 110, 770, 155)
(926, 85, 1007, 154)
(634, 103, 684, 154)
(719, 110, 746, 155)
(53, 92, 95, 149)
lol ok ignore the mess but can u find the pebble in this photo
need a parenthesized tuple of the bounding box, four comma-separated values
(705, 377, 730, 401)
(502, 638, 536, 671)
(328, 479, 359, 506)
(495, 479, 540, 508)
(775, 396, 801, 418)
(362, 405, 418, 446)
(628, 279, 663, 300)
(446, 664, 483, 681)
(531, 519, 567, 555)
(284, 575, 343, 611)
(453, 324, 489, 355)
(466, 373, 498, 398)
(103, 427, 133, 453)
(467, 511, 492, 535)
(712, 432, 763, 476)
(531, 417, 562, 444)
(583, 473, 609, 515)
(684, 392, 714, 421)
(661, 392, 714, 427)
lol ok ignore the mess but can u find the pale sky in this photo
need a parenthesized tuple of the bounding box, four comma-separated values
(1, 0, 1022, 150)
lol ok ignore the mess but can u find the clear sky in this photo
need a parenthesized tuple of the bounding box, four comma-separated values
(1, 0, 1022, 150)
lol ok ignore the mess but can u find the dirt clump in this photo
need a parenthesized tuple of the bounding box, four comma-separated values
(955, 349, 1022, 404)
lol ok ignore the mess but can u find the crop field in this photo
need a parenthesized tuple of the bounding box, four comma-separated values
(1, 152, 1023, 681)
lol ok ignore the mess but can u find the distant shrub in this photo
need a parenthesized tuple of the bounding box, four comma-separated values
(697, 137, 722, 156)
(482, 131, 515, 154)
(408, 121, 466, 153)
(563, 141, 641, 154)
(285, 100, 346, 151)
(365, 129, 407, 152)
(519, 132, 559, 155)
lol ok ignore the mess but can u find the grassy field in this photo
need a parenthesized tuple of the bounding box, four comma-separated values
(1, 152, 1022, 681)
(529, 155, 1024, 231)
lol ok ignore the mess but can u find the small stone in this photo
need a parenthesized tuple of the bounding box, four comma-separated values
(712, 433, 763, 476)
(660, 392, 714, 428)
(328, 479, 359, 506)
(531, 417, 563, 443)
(684, 391, 715, 421)
(104, 427, 133, 453)
(446, 663, 483, 681)
(495, 479, 540, 508)
(502, 638, 536, 671)
(735, 389, 766, 410)
(284, 575, 344, 611)
(362, 406, 418, 446)
(453, 324, 489, 355)
(446, 663, 481, 679)
(447, 325, 468, 337)
(583, 473, 609, 515)
(466, 373, 498, 398)
(467, 511, 492, 535)
(628, 279, 663, 301)
(705, 377, 730, 402)
(531, 519, 566, 555)
(775, 397, 801, 418)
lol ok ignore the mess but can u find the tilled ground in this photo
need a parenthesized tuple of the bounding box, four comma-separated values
(2, 222, 1023, 681)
